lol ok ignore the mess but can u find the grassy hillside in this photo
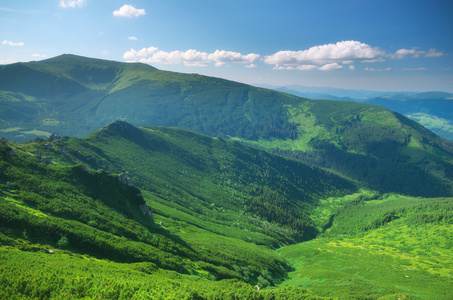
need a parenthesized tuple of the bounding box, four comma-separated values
(279, 195, 453, 299)
(28, 121, 359, 245)
(0, 122, 365, 298)
(1, 54, 453, 198)
(1, 123, 451, 299)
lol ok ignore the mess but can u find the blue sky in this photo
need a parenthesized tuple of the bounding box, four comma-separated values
(1, 0, 452, 92)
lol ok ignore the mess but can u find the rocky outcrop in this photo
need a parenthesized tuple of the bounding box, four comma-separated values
(44, 143, 53, 150)
(47, 134, 62, 142)
(138, 204, 154, 219)
(118, 173, 133, 187)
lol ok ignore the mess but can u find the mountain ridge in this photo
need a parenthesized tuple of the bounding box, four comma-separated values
(1, 54, 453, 197)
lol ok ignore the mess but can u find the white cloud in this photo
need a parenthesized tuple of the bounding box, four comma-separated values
(59, 0, 86, 8)
(403, 68, 427, 71)
(128, 36, 138, 41)
(208, 50, 260, 67)
(245, 64, 257, 69)
(273, 65, 318, 71)
(123, 47, 260, 67)
(264, 41, 384, 67)
(365, 67, 391, 72)
(425, 48, 443, 57)
(391, 48, 443, 59)
(2, 40, 24, 47)
(391, 48, 423, 59)
(113, 5, 146, 18)
(319, 63, 344, 71)
(32, 53, 47, 58)
(349, 65, 355, 70)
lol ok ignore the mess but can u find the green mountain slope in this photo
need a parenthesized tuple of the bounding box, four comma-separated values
(0, 122, 365, 298)
(279, 195, 453, 299)
(364, 92, 453, 141)
(1, 54, 453, 197)
(35, 121, 358, 244)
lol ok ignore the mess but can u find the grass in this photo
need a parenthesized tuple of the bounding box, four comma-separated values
(278, 196, 453, 299)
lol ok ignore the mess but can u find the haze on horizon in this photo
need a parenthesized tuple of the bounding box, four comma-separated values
(1, 0, 452, 92)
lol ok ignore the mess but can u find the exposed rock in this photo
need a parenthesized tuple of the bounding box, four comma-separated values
(44, 143, 53, 150)
(48, 249, 55, 254)
(58, 146, 66, 154)
(139, 204, 154, 219)
(47, 134, 62, 142)
(118, 173, 127, 184)
(118, 173, 132, 186)
(7, 150, 16, 156)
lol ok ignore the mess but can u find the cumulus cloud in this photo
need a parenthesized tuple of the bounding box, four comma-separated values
(128, 36, 138, 41)
(264, 41, 384, 67)
(2, 40, 24, 47)
(264, 41, 386, 71)
(123, 47, 260, 67)
(319, 63, 344, 71)
(59, 0, 86, 8)
(113, 5, 146, 17)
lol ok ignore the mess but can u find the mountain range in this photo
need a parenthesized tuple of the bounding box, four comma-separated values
(0, 54, 452, 299)
(1, 54, 453, 197)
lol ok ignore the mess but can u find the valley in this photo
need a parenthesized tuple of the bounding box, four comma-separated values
(0, 55, 452, 299)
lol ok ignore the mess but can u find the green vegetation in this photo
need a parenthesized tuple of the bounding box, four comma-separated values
(0, 124, 359, 298)
(2, 55, 453, 197)
(279, 195, 453, 299)
(1, 54, 453, 299)
(1, 123, 452, 298)
(407, 113, 453, 141)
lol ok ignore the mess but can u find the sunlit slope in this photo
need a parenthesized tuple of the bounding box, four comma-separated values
(40, 121, 358, 246)
(0, 139, 325, 299)
(0, 54, 299, 142)
(261, 99, 453, 197)
(1, 54, 453, 197)
(0, 132, 307, 290)
(279, 195, 453, 299)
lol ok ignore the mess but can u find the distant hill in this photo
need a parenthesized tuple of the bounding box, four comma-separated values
(274, 85, 453, 141)
(364, 92, 453, 141)
(1, 54, 453, 197)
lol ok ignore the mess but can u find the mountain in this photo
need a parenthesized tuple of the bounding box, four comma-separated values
(1, 54, 453, 198)
(0, 122, 362, 298)
(272, 85, 412, 101)
(364, 92, 453, 141)
(1, 122, 451, 299)
(274, 86, 453, 142)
